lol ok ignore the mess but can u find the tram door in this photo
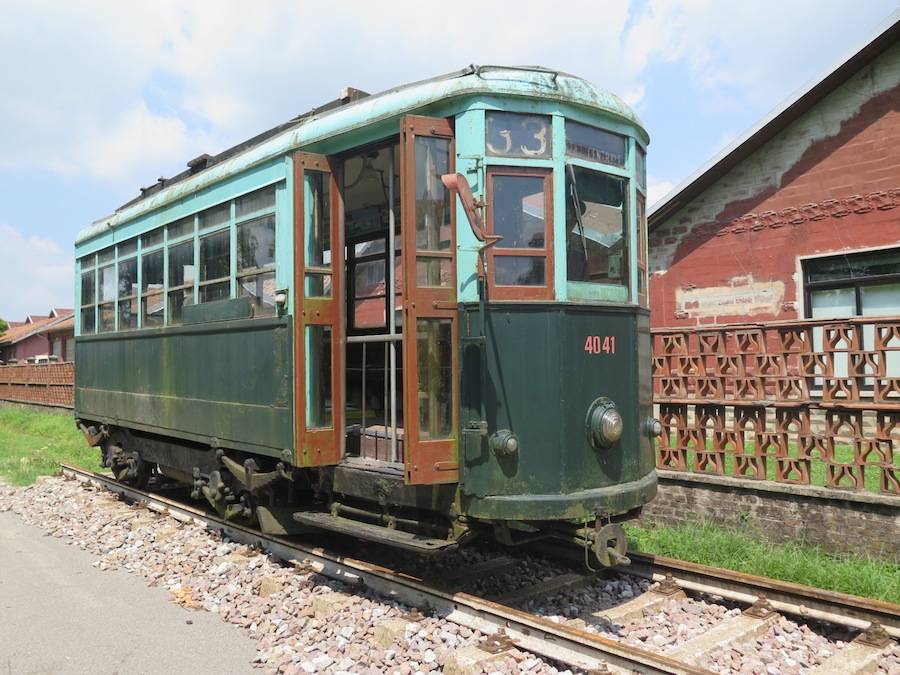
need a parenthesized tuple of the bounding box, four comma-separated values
(400, 115, 459, 485)
(293, 152, 343, 467)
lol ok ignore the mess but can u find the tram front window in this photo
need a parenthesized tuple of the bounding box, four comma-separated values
(565, 165, 629, 289)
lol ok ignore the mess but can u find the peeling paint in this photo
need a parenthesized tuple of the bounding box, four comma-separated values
(675, 275, 785, 321)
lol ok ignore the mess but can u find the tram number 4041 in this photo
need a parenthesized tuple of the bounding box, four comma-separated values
(584, 335, 616, 355)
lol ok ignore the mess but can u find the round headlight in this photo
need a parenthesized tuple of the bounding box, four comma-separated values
(645, 417, 663, 438)
(490, 429, 519, 457)
(600, 408, 624, 443)
(586, 397, 624, 450)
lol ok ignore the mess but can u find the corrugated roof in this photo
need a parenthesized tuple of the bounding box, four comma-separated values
(648, 10, 900, 228)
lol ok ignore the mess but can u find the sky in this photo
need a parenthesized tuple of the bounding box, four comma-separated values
(0, 0, 897, 320)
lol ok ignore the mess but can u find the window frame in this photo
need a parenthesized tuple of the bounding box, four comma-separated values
(485, 165, 554, 301)
(235, 208, 277, 315)
(116, 249, 139, 332)
(346, 232, 401, 333)
(79, 255, 97, 335)
(140, 245, 165, 328)
(802, 248, 900, 318)
(75, 181, 281, 334)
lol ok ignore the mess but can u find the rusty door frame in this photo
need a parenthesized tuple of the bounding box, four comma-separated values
(293, 151, 344, 467)
(400, 115, 460, 485)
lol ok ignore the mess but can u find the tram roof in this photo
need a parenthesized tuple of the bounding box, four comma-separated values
(77, 65, 647, 246)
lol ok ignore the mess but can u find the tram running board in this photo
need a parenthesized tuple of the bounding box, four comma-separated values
(291, 510, 458, 554)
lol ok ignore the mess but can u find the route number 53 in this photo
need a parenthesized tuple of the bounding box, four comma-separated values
(584, 335, 616, 355)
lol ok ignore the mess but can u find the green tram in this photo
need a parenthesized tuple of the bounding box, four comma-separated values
(74, 66, 660, 565)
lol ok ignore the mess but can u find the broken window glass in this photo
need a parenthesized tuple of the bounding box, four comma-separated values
(565, 165, 629, 287)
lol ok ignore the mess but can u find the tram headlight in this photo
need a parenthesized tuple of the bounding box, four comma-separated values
(490, 429, 519, 458)
(645, 417, 663, 438)
(586, 397, 623, 450)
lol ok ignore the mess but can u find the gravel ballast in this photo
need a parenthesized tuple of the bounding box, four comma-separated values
(1, 476, 888, 675)
(0, 477, 571, 675)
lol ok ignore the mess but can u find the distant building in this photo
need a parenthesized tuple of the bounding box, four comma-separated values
(648, 15, 899, 328)
(0, 308, 75, 364)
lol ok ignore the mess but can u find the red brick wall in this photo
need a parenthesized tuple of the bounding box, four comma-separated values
(0, 363, 74, 407)
(649, 77, 900, 329)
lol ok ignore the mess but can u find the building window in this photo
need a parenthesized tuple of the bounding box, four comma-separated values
(803, 248, 900, 318)
(486, 167, 554, 300)
(565, 165, 629, 289)
(804, 248, 900, 384)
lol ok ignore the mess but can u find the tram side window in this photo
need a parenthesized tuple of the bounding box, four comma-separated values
(565, 166, 629, 289)
(199, 228, 230, 302)
(141, 249, 164, 327)
(118, 254, 138, 330)
(237, 213, 276, 315)
(168, 240, 195, 324)
(80, 266, 96, 334)
(98, 256, 116, 333)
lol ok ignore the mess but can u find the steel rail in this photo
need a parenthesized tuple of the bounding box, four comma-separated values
(58, 464, 707, 675)
(624, 553, 900, 639)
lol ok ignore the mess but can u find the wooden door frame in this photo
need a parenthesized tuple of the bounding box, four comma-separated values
(293, 151, 344, 467)
(485, 165, 554, 301)
(400, 115, 460, 484)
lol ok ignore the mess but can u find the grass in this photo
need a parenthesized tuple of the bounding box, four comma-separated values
(625, 519, 900, 604)
(0, 407, 102, 485)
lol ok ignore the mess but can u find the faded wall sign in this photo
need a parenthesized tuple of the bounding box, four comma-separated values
(675, 275, 785, 320)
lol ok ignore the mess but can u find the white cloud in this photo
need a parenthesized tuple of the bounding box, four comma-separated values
(647, 176, 676, 208)
(0, 0, 640, 190)
(3, 0, 890, 194)
(0, 224, 73, 320)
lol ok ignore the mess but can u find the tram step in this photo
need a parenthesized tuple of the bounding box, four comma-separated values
(291, 510, 457, 554)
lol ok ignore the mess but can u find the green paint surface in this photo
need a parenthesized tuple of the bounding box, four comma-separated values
(75, 317, 293, 457)
(459, 303, 656, 520)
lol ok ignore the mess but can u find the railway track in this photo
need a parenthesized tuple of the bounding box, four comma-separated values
(59, 464, 898, 674)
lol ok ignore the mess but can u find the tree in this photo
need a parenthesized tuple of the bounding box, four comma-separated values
(0, 317, 7, 336)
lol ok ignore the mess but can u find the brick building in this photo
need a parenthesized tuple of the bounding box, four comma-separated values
(0, 308, 75, 364)
(648, 16, 899, 328)
(641, 15, 900, 529)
